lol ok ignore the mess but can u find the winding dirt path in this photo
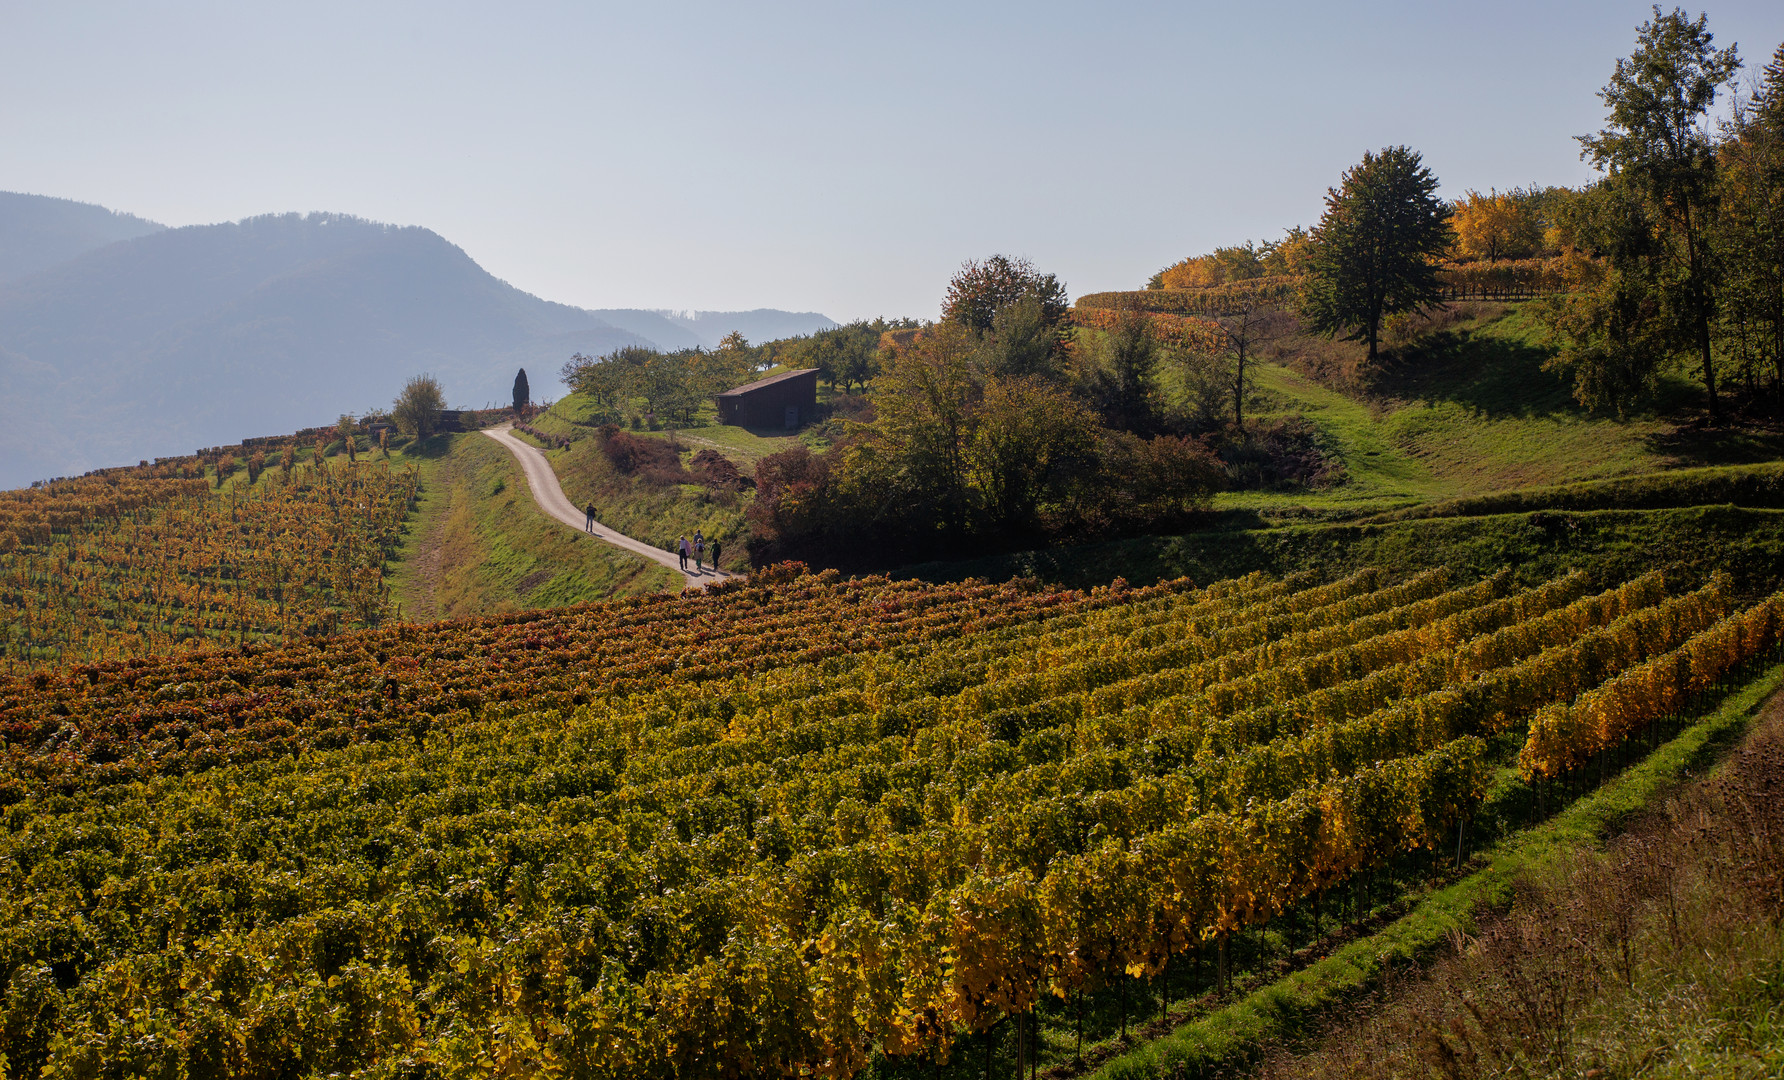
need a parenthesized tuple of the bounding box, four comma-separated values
(482, 423, 731, 590)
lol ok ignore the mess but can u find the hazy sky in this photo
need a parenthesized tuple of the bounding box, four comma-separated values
(4, 1, 1782, 323)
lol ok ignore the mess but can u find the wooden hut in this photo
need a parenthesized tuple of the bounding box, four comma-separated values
(716, 368, 819, 430)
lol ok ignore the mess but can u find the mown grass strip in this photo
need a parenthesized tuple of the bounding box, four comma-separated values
(1086, 660, 1784, 1080)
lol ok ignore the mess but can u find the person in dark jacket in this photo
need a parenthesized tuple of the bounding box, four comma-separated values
(584, 503, 596, 533)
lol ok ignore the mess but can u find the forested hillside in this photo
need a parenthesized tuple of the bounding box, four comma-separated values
(0, 192, 164, 284)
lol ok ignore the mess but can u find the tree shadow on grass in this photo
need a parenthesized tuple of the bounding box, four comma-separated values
(1642, 422, 1784, 468)
(1366, 328, 1575, 419)
(399, 433, 457, 460)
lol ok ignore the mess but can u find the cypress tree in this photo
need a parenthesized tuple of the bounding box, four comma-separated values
(513, 368, 530, 413)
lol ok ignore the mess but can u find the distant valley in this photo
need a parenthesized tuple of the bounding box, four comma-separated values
(0, 192, 834, 488)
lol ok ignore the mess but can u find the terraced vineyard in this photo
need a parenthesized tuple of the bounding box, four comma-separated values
(1, 565, 1778, 1078)
(1, 457, 419, 673)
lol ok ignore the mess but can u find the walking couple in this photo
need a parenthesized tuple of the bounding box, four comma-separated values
(677, 531, 720, 575)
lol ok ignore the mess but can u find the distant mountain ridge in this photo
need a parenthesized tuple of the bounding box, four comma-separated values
(650, 309, 841, 349)
(0, 193, 836, 488)
(0, 192, 164, 284)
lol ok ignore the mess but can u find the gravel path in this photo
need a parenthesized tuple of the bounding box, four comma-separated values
(482, 423, 731, 590)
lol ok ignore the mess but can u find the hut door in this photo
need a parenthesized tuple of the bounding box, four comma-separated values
(784, 405, 799, 430)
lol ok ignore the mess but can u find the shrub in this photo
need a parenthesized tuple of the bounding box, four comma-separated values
(598, 427, 687, 485)
(690, 449, 746, 489)
(1218, 416, 1346, 490)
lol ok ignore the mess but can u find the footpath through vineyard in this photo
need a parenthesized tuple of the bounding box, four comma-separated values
(483, 422, 729, 589)
(1, 565, 1780, 1078)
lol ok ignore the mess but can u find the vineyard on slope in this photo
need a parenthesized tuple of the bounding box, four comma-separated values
(0, 456, 419, 673)
(3, 565, 1779, 1078)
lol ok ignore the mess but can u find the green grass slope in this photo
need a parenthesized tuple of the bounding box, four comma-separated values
(1223, 306, 1784, 520)
(387, 431, 674, 619)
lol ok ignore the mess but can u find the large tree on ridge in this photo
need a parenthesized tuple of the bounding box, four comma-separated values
(1302, 146, 1453, 362)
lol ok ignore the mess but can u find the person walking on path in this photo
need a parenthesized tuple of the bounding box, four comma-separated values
(710, 539, 722, 570)
(694, 535, 706, 574)
(584, 503, 597, 533)
(677, 535, 690, 572)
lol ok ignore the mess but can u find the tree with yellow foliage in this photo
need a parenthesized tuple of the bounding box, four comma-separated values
(1452, 188, 1543, 261)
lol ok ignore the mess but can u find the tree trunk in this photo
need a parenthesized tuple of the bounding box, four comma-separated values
(1234, 344, 1246, 430)
(1075, 990, 1084, 1067)
(1700, 311, 1720, 421)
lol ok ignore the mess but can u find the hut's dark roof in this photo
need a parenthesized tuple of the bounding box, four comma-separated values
(717, 368, 819, 398)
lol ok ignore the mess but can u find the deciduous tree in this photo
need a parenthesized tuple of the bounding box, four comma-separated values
(965, 376, 1099, 531)
(392, 375, 445, 439)
(336, 414, 357, 463)
(1302, 146, 1453, 362)
(943, 255, 1068, 332)
(1452, 189, 1543, 261)
(1578, 5, 1741, 419)
(1715, 42, 1784, 407)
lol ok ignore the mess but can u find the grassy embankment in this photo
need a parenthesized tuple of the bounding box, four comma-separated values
(1217, 305, 1783, 520)
(385, 430, 674, 620)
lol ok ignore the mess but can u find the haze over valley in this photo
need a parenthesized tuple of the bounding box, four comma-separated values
(0, 191, 834, 487)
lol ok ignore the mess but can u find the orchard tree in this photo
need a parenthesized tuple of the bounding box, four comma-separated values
(942, 255, 1068, 332)
(561, 348, 648, 413)
(980, 294, 1064, 381)
(392, 374, 445, 439)
(1579, 6, 1741, 419)
(1302, 146, 1453, 362)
